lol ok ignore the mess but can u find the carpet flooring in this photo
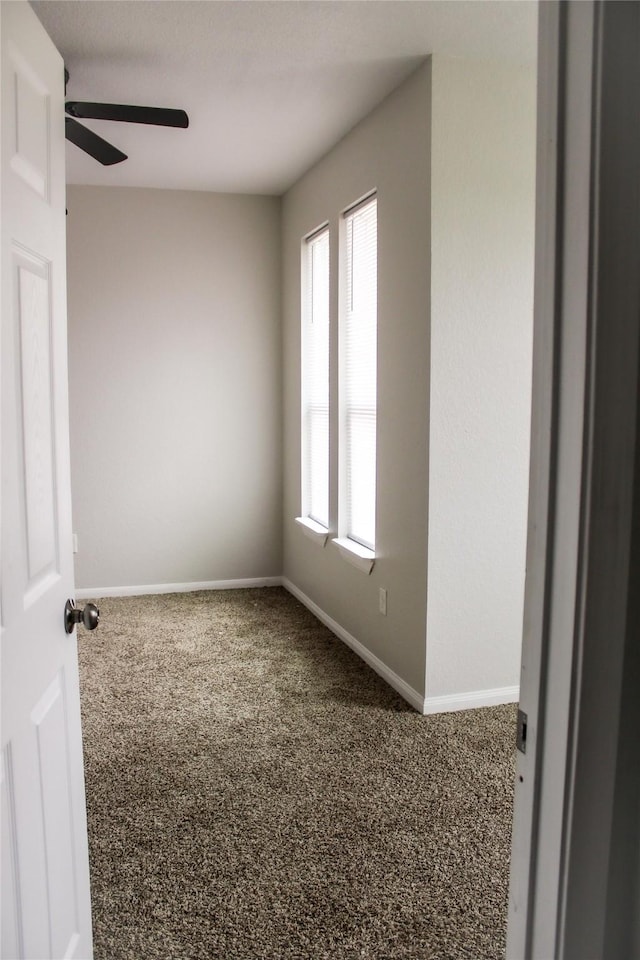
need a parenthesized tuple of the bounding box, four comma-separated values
(78, 587, 517, 960)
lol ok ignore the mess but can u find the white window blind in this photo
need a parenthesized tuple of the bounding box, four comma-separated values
(344, 197, 377, 550)
(302, 228, 330, 528)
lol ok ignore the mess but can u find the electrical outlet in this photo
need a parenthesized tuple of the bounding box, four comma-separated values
(379, 588, 387, 616)
(72, 533, 78, 554)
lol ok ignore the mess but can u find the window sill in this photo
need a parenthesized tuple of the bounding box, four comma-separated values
(295, 516, 329, 546)
(333, 537, 376, 574)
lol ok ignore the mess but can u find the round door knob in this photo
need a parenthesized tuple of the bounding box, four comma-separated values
(64, 599, 100, 634)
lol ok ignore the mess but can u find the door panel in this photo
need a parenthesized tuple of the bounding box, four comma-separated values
(16, 248, 59, 594)
(9, 47, 51, 200)
(1, 748, 23, 960)
(31, 674, 80, 959)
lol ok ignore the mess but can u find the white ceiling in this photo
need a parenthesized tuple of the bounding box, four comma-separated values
(31, 0, 537, 195)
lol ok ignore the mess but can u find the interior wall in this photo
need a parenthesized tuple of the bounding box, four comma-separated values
(282, 64, 432, 699)
(66, 186, 282, 590)
(426, 57, 536, 699)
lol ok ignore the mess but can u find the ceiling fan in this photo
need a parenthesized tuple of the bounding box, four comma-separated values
(64, 69, 189, 166)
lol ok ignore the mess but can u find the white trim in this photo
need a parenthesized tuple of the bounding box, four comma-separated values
(282, 577, 423, 711)
(508, 3, 640, 955)
(77, 574, 520, 720)
(75, 577, 282, 599)
(295, 516, 329, 546)
(332, 537, 375, 574)
(422, 685, 520, 716)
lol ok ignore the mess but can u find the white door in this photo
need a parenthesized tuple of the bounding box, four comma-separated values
(1, 2, 93, 958)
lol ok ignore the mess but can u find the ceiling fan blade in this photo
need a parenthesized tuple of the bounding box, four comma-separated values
(65, 117, 127, 166)
(66, 102, 189, 128)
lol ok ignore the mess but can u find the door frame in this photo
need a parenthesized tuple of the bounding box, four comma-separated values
(507, 1, 640, 956)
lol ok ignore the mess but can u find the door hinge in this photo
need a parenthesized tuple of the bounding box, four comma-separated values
(517, 709, 528, 754)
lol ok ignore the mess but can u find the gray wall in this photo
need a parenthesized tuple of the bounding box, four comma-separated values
(426, 57, 536, 700)
(282, 57, 536, 705)
(66, 186, 282, 590)
(282, 64, 432, 698)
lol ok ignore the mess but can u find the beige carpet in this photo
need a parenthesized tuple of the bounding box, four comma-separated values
(78, 587, 516, 960)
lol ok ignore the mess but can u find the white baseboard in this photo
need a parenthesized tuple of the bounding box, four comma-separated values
(281, 577, 424, 712)
(77, 576, 519, 717)
(75, 577, 282, 599)
(422, 685, 520, 715)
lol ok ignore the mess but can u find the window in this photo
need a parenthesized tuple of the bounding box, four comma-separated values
(301, 227, 330, 530)
(342, 196, 377, 551)
(297, 196, 378, 569)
